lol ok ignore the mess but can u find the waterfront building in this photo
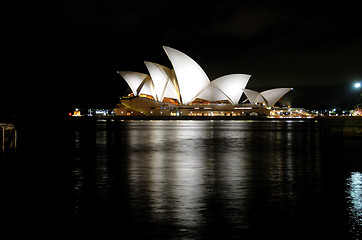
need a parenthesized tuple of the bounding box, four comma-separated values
(114, 46, 292, 117)
(351, 107, 362, 116)
(269, 107, 316, 118)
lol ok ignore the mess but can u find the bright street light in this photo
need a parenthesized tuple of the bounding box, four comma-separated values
(354, 82, 361, 88)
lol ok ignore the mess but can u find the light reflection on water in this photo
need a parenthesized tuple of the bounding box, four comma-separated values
(346, 172, 362, 240)
(68, 120, 362, 239)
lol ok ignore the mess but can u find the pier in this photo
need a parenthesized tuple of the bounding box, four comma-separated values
(0, 123, 16, 155)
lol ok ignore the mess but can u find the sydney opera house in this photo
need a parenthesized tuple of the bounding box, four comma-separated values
(114, 46, 292, 117)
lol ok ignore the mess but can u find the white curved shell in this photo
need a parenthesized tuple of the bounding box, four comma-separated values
(197, 83, 230, 102)
(260, 88, 293, 107)
(211, 74, 251, 104)
(243, 89, 264, 105)
(146, 62, 180, 102)
(138, 76, 157, 100)
(163, 79, 180, 102)
(117, 71, 149, 96)
(163, 46, 210, 104)
(118, 47, 292, 107)
(144, 62, 170, 101)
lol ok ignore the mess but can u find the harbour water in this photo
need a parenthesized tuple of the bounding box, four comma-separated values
(2, 119, 362, 239)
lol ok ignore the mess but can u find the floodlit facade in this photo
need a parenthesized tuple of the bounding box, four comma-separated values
(115, 46, 292, 117)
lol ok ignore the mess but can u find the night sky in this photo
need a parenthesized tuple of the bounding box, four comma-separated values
(3, 1, 362, 119)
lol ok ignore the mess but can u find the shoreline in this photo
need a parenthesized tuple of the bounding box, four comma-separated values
(67, 116, 362, 137)
(69, 115, 316, 121)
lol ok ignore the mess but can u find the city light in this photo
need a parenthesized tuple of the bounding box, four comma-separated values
(354, 82, 361, 88)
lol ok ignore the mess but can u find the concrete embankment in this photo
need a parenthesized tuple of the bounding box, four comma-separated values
(315, 116, 362, 137)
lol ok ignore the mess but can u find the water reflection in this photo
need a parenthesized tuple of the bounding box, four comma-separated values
(346, 172, 362, 240)
(122, 120, 321, 238)
(127, 121, 214, 237)
(67, 119, 361, 239)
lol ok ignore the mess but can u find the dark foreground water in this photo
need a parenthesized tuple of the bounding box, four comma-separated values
(2, 119, 362, 239)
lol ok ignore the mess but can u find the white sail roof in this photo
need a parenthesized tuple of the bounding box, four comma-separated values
(118, 47, 293, 107)
(163, 46, 210, 104)
(163, 79, 180, 102)
(153, 63, 180, 102)
(144, 61, 169, 101)
(138, 76, 157, 100)
(211, 74, 251, 104)
(260, 88, 293, 107)
(243, 89, 264, 105)
(244, 88, 292, 107)
(197, 83, 230, 102)
(117, 71, 149, 96)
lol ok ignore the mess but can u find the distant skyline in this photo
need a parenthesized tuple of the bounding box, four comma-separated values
(3, 1, 362, 119)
